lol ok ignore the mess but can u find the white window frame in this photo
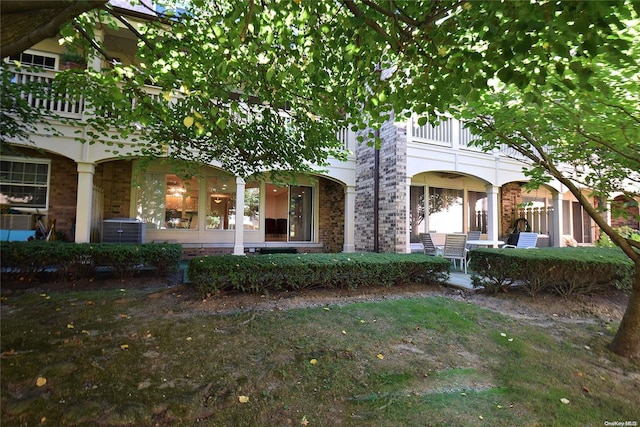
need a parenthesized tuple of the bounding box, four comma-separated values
(0, 156, 51, 210)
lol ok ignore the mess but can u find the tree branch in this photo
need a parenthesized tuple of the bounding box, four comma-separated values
(1, 1, 108, 57)
(341, 0, 401, 52)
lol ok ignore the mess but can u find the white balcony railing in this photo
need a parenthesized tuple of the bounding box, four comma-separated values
(410, 117, 454, 147)
(10, 69, 84, 119)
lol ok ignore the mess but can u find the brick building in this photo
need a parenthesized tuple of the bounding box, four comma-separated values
(3, 1, 637, 255)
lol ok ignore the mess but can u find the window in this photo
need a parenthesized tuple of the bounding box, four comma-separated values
(243, 183, 260, 230)
(0, 158, 50, 208)
(428, 187, 463, 233)
(265, 184, 313, 242)
(409, 186, 425, 242)
(206, 176, 235, 230)
(136, 173, 198, 229)
(468, 191, 487, 233)
(289, 186, 313, 241)
(8, 51, 56, 70)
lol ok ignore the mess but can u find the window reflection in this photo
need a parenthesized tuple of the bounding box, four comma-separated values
(207, 176, 235, 229)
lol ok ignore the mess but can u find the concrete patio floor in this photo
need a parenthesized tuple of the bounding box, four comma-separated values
(446, 271, 475, 290)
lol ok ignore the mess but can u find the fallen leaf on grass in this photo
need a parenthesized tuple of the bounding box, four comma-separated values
(36, 377, 47, 387)
(238, 395, 249, 403)
(310, 359, 318, 365)
(1, 349, 16, 357)
(560, 398, 570, 404)
(377, 353, 384, 360)
(582, 386, 590, 393)
(120, 344, 129, 350)
(301, 415, 310, 426)
(66, 324, 74, 329)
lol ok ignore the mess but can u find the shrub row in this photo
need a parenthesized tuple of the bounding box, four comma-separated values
(0, 241, 183, 283)
(188, 252, 451, 298)
(468, 247, 635, 296)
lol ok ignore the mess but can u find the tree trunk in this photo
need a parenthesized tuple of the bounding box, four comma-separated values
(608, 263, 640, 358)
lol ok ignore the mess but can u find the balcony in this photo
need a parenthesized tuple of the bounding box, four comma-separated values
(408, 116, 524, 159)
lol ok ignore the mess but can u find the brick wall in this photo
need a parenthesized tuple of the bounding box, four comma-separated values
(355, 117, 408, 253)
(500, 182, 523, 236)
(610, 196, 640, 230)
(318, 177, 345, 252)
(8, 148, 77, 241)
(94, 160, 133, 219)
(47, 154, 78, 241)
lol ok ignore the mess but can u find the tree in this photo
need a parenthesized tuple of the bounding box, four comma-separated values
(455, 26, 640, 357)
(3, 0, 639, 356)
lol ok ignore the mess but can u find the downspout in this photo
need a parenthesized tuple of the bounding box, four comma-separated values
(374, 129, 380, 252)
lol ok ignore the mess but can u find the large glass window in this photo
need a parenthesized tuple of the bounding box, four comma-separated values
(289, 186, 313, 241)
(428, 187, 463, 233)
(410, 186, 425, 242)
(0, 158, 50, 208)
(206, 178, 260, 230)
(243, 182, 260, 230)
(265, 184, 313, 242)
(136, 173, 198, 229)
(468, 191, 487, 233)
(206, 176, 235, 229)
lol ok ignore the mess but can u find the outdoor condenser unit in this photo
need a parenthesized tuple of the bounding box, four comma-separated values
(102, 218, 145, 243)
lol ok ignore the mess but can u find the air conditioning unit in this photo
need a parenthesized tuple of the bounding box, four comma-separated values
(1, 214, 34, 230)
(102, 218, 145, 243)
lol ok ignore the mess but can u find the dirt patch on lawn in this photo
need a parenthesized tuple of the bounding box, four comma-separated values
(2, 273, 629, 327)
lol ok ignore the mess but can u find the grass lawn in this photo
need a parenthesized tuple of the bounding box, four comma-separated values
(1, 284, 638, 426)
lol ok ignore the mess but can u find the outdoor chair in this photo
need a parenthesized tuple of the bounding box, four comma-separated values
(466, 230, 482, 251)
(420, 233, 442, 256)
(502, 232, 539, 249)
(443, 233, 468, 274)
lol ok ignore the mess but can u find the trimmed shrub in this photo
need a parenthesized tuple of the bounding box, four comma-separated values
(469, 247, 635, 296)
(188, 253, 451, 298)
(0, 241, 182, 283)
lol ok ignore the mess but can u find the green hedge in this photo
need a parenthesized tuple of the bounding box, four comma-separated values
(0, 241, 183, 283)
(468, 247, 635, 295)
(188, 253, 451, 298)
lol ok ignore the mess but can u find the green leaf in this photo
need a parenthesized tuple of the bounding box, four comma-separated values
(266, 67, 275, 82)
(216, 117, 227, 130)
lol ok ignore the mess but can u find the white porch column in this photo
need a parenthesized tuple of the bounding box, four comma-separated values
(486, 185, 500, 246)
(233, 177, 246, 255)
(75, 162, 95, 243)
(551, 191, 563, 247)
(343, 185, 356, 253)
(405, 177, 412, 253)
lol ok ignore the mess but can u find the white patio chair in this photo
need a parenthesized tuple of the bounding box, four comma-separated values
(502, 232, 538, 249)
(443, 233, 468, 273)
(466, 230, 482, 251)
